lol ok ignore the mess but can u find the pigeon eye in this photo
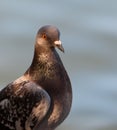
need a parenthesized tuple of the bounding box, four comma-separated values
(42, 34, 47, 39)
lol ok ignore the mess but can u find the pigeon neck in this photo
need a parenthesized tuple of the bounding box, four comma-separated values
(25, 44, 61, 80)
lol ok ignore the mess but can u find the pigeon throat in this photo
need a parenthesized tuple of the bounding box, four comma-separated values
(25, 47, 59, 81)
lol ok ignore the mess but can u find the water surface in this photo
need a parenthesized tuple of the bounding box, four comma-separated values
(0, 0, 117, 130)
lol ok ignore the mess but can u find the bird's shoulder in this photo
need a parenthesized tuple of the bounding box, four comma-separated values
(0, 79, 51, 130)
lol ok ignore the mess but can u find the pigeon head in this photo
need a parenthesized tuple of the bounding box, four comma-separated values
(36, 25, 64, 52)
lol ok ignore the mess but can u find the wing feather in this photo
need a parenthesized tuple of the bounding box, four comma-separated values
(0, 81, 51, 130)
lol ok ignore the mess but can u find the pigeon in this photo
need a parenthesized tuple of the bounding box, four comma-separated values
(0, 25, 72, 130)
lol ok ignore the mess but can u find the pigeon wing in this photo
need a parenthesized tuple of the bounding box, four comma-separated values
(0, 81, 51, 130)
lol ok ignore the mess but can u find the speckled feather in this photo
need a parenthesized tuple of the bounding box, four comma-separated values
(0, 81, 50, 130)
(0, 25, 72, 130)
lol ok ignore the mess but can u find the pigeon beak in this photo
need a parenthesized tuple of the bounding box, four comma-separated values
(54, 40, 64, 53)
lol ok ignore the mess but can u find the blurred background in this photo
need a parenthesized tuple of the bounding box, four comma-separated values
(0, 0, 117, 130)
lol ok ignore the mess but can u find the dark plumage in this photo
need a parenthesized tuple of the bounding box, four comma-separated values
(0, 25, 72, 130)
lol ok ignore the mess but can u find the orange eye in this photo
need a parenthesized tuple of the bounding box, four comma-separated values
(42, 34, 46, 39)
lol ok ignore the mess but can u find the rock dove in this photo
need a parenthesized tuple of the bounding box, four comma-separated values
(0, 25, 72, 130)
